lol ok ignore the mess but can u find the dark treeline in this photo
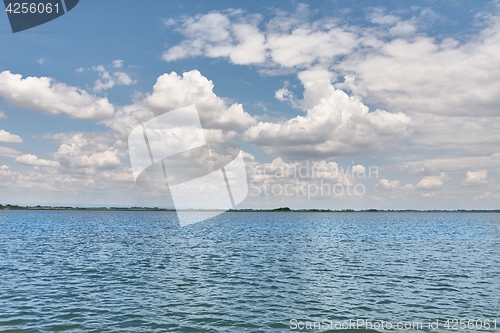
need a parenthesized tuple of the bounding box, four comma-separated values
(0, 204, 173, 211)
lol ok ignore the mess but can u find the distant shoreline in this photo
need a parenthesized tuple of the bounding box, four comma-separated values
(0, 205, 498, 213)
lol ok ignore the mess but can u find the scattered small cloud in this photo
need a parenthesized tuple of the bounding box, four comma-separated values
(112, 59, 124, 68)
(352, 165, 366, 175)
(376, 178, 400, 191)
(0, 129, 23, 143)
(401, 184, 415, 191)
(36, 58, 46, 65)
(274, 86, 300, 109)
(275, 86, 291, 101)
(93, 64, 136, 92)
(114, 72, 134, 85)
(462, 170, 488, 186)
(15, 154, 59, 167)
(253, 102, 268, 112)
(162, 17, 176, 27)
(475, 191, 500, 201)
(370, 195, 385, 202)
(416, 172, 448, 190)
(368, 8, 400, 25)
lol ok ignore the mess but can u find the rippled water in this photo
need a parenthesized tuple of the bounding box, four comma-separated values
(0, 211, 499, 332)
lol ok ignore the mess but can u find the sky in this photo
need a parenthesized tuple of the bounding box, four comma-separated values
(0, 0, 499, 210)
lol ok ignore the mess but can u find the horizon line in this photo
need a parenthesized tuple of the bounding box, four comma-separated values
(0, 204, 499, 213)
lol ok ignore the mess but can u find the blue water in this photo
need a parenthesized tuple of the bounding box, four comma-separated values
(0, 211, 499, 332)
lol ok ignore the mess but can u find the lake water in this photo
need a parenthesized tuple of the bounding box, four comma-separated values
(0, 211, 499, 332)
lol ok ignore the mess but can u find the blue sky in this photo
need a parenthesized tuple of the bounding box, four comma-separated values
(0, 0, 499, 209)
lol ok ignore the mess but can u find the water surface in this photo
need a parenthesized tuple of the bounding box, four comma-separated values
(0, 211, 499, 332)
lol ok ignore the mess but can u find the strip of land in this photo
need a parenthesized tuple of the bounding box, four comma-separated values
(0, 204, 498, 213)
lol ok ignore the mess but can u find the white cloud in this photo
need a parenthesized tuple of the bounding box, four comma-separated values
(0, 71, 114, 120)
(103, 104, 155, 139)
(0, 111, 7, 119)
(274, 85, 301, 109)
(36, 58, 46, 65)
(401, 184, 415, 191)
(0, 165, 19, 184)
(242, 154, 370, 206)
(376, 178, 400, 191)
(92, 65, 114, 91)
(475, 191, 500, 201)
(416, 172, 448, 190)
(388, 21, 417, 36)
(60, 149, 120, 170)
(0, 129, 23, 143)
(163, 11, 267, 65)
(396, 154, 500, 176)
(368, 195, 384, 202)
(462, 170, 488, 186)
(275, 87, 293, 102)
(0, 130, 139, 195)
(92, 65, 136, 92)
(243, 69, 411, 158)
(0, 146, 22, 157)
(114, 72, 134, 85)
(52, 133, 121, 171)
(75, 67, 84, 73)
(405, 114, 500, 155)
(162, 8, 360, 69)
(352, 164, 366, 174)
(253, 102, 268, 112)
(339, 16, 500, 117)
(142, 70, 256, 131)
(164, 7, 500, 120)
(0, 165, 13, 174)
(2, 160, 133, 194)
(265, 24, 358, 69)
(369, 8, 400, 25)
(15, 154, 59, 167)
(160, 6, 500, 169)
(3, 6, 500, 208)
(112, 59, 124, 68)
